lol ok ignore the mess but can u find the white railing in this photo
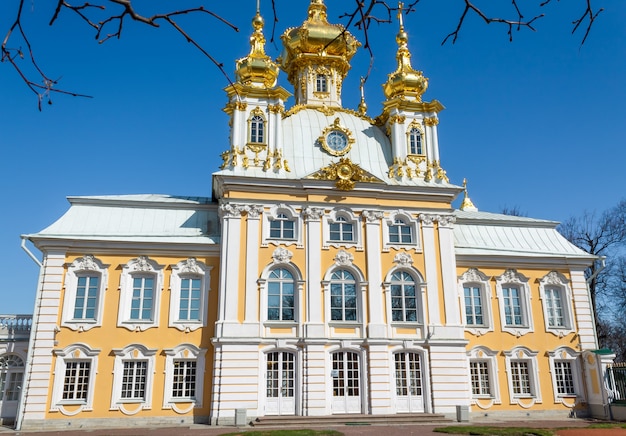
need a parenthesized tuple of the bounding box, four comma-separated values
(0, 314, 33, 339)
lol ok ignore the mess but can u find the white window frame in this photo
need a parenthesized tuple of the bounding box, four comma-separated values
(382, 210, 420, 252)
(118, 256, 164, 331)
(548, 347, 582, 404)
(323, 208, 362, 250)
(467, 346, 501, 408)
(322, 254, 367, 331)
(247, 107, 267, 145)
(504, 347, 541, 407)
(316, 74, 328, 93)
(0, 354, 25, 403)
(62, 255, 109, 331)
(539, 271, 575, 337)
(169, 258, 212, 332)
(459, 268, 494, 336)
(111, 344, 157, 414)
(406, 121, 425, 156)
(50, 344, 100, 415)
(163, 344, 207, 412)
(262, 204, 302, 248)
(495, 269, 534, 337)
(383, 266, 425, 325)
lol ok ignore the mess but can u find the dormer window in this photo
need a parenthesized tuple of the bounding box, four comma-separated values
(408, 127, 423, 155)
(316, 74, 328, 93)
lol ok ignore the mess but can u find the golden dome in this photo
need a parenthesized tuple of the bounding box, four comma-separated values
(235, 11, 279, 88)
(279, 0, 360, 84)
(382, 9, 428, 101)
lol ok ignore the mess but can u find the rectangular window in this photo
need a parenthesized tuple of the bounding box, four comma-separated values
(502, 286, 524, 326)
(130, 276, 154, 320)
(329, 219, 353, 242)
(62, 361, 91, 402)
(74, 275, 99, 320)
(172, 360, 197, 399)
(554, 361, 575, 396)
(464, 286, 484, 326)
(545, 287, 565, 328)
(470, 361, 491, 397)
(121, 360, 148, 400)
(389, 221, 412, 244)
(269, 215, 295, 239)
(179, 278, 201, 321)
(510, 360, 532, 396)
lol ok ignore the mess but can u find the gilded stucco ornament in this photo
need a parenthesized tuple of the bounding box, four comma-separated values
(318, 118, 355, 156)
(310, 157, 380, 191)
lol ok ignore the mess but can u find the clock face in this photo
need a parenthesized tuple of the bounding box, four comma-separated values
(326, 130, 349, 153)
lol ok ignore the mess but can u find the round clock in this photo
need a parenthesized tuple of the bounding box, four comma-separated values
(319, 118, 355, 156)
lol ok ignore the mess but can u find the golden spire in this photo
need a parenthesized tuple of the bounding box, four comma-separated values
(382, 2, 429, 101)
(460, 178, 478, 211)
(235, 2, 279, 88)
(358, 77, 368, 115)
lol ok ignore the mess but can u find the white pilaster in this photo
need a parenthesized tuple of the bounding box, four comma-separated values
(244, 206, 263, 326)
(303, 207, 325, 338)
(437, 215, 462, 331)
(570, 268, 598, 350)
(419, 214, 441, 325)
(363, 210, 386, 338)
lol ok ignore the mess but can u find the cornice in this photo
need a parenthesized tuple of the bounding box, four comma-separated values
(223, 83, 292, 102)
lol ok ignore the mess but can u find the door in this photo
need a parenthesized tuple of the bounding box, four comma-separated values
(394, 352, 424, 413)
(0, 354, 25, 423)
(331, 351, 361, 414)
(265, 352, 295, 415)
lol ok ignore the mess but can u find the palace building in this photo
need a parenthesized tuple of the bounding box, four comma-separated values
(12, 0, 614, 429)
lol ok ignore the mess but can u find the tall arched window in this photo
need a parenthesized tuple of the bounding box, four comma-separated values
(408, 128, 423, 155)
(390, 271, 419, 322)
(250, 115, 265, 143)
(267, 268, 295, 321)
(330, 270, 357, 321)
(316, 74, 328, 93)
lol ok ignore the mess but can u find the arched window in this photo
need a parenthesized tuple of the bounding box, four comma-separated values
(329, 216, 354, 242)
(270, 213, 295, 240)
(267, 268, 295, 321)
(250, 115, 265, 143)
(0, 354, 25, 402)
(390, 271, 419, 322)
(330, 270, 357, 321)
(316, 74, 328, 93)
(389, 218, 413, 244)
(408, 128, 423, 155)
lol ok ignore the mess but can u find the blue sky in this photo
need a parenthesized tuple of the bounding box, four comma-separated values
(1, 1, 625, 314)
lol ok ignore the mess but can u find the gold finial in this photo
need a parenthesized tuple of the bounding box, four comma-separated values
(397, 2, 405, 29)
(358, 77, 367, 115)
(460, 178, 478, 211)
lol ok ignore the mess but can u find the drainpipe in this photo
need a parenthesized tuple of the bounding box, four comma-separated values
(15, 236, 44, 431)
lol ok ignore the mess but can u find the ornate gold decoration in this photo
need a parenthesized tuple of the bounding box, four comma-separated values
(424, 116, 439, 126)
(313, 91, 330, 99)
(282, 105, 375, 124)
(318, 117, 355, 156)
(424, 160, 433, 182)
(235, 9, 279, 88)
(433, 160, 449, 183)
(267, 104, 284, 114)
(358, 77, 367, 115)
(310, 157, 379, 190)
(382, 2, 429, 101)
(388, 114, 406, 125)
(460, 178, 478, 211)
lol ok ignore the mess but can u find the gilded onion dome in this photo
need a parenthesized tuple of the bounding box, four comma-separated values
(235, 11, 279, 88)
(383, 6, 429, 101)
(279, 0, 360, 84)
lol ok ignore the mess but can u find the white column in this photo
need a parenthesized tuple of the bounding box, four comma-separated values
(244, 205, 263, 331)
(430, 118, 440, 162)
(362, 210, 386, 338)
(303, 207, 325, 338)
(231, 103, 244, 149)
(437, 215, 463, 336)
(216, 203, 245, 337)
(419, 214, 441, 326)
(570, 268, 598, 350)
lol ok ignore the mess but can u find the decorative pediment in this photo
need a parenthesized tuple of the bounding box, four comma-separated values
(308, 157, 382, 191)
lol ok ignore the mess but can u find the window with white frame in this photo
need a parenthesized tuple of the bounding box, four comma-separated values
(330, 269, 357, 321)
(459, 268, 493, 335)
(390, 271, 420, 323)
(316, 74, 328, 93)
(262, 204, 301, 247)
(111, 344, 156, 411)
(504, 347, 541, 405)
(324, 209, 360, 249)
(163, 344, 207, 410)
(408, 127, 424, 155)
(382, 211, 420, 252)
(50, 344, 100, 414)
(467, 346, 500, 405)
(169, 258, 212, 332)
(496, 269, 533, 336)
(118, 256, 164, 331)
(62, 255, 109, 331)
(539, 271, 574, 336)
(250, 114, 265, 144)
(548, 347, 581, 402)
(0, 354, 24, 402)
(390, 218, 412, 244)
(267, 268, 295, 321)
